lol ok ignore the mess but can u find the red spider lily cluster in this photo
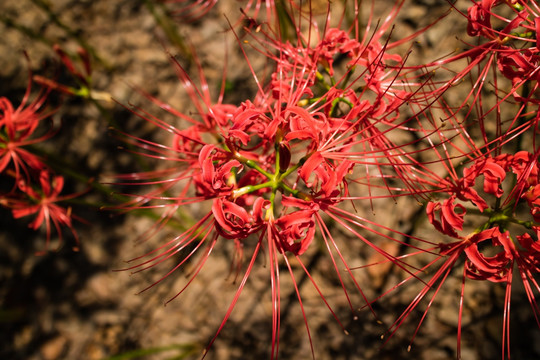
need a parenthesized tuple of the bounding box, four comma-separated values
(6, 0, 540, 359)
(113, 1, 443, 356)
(0, 74, 81, 254)
(0, 46, 98, 253)
(106, 0, 540, 358)
(372, 1, 540, 357)
(384, 149, 540, 357)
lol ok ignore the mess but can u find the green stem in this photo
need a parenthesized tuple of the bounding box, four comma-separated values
(232, 151, 273, 179)
(0, 14, 54, 47)
(232, 181, 273, 198)
(280, 151, 314, 179)
(29, 0, 111, 70)
(143, 0, 192, 63)
(275, 0, 297, 42)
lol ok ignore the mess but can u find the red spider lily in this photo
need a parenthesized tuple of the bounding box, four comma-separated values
(239, 2, 449, 206)
(0, 77, 56, 183)
(110, 2, 461, 358)
(426, 195, 466, 238)
(212, 196, 268, 239)
(194, 144, 242, 198)
(109, 45, 237, 209)
(386, 3, 540, 346)
(426, 0, 540, 148)
(0, 67, 88, 254)
(261, 19, 413, 118)
(2, 170, 81, 254)
(272, 196, 317, 255)
(524, 184, 540, 222)
(383, 225, 540, 359)
(464, 227, 515, 282)
(376, 149, 540, 359)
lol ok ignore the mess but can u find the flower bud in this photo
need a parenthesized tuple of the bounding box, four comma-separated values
(278, 142, 291, 173)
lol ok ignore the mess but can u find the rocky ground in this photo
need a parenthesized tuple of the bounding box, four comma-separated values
(1, 1, 540, 359)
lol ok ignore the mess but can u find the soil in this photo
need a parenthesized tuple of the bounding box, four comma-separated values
(1, 1, 540, 360)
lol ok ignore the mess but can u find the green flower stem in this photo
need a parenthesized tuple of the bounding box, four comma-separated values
(232, 181, 274, 199)
(330, 97, 354, 117)
(278, 182, 311, 201)
(280, 151, 313, 179)
(230, 147, 315, 215)
(143, 0, 192, 63)
(511, 31, 534, 38)
(315, 71, 331, 91)
(25, 145, 193, 231)
(275, 0, 297, 42)
(0, 14, 54, 47)
(469, 203, 538, 233)
(231, 151, 273, 179)
(29, 0, 111, 70)
(507, 217, 535, 229)
(268, 187, 278, 219)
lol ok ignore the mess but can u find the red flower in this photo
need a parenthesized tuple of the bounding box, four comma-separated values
(463, 156, 507, 198)
(212, 197, 268, 239)
(466, 0, 497, 38)
(464, 228, 515, 282)
(272, 196, 319, 255)
(113, 3, 452, 357)
(497, 49, 540, 86)
(0, 80, 54, 181)
(194, 144, 242, 198)
(5, 171, 80, 254)
(517, 232, 540, 272)
(273, 210, 316, 255)
(426, 195, 466, 238)
(524, 184, 540, 222)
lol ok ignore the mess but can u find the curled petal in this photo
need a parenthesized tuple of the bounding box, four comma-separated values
(196, 145, 241, 197)
(426, 196, 465, 238)
(524, 185, 540, 222)
(481, 160, 506, 197)
(274, 209, 317, 255)
(212, 197, 267, 239)
(464, 229, 515, 283)
(466, 0, 495, 38)
(299, 152, 326, 188)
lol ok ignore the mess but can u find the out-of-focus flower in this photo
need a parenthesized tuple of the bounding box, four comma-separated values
(0, 78, 54, 182)
(3, 171, 81, 254)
